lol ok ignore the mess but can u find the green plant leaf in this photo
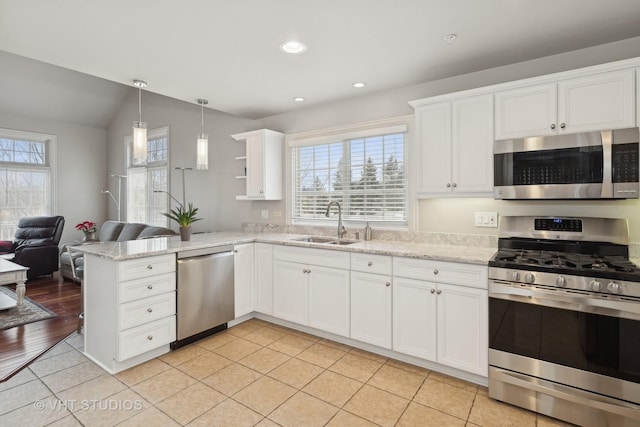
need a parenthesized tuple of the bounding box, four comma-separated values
(161, 202, 202, 227)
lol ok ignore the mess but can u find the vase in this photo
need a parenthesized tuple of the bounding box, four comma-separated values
(82, 231, 97, 241)
(179, 226, 192, 241)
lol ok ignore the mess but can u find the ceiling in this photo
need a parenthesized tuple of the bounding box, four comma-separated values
(2, 0, 640, 120)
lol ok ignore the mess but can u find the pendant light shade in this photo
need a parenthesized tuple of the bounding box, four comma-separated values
(132, 80, 148, 165)
(196, 99, 209, 170)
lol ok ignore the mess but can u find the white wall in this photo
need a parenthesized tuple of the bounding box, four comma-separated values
(0, 111, 108, 244)
(105, 90, 262, 232)
(258, 36, 640, 239)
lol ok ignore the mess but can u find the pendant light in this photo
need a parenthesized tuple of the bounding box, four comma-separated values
(132, 79, 148, 165)
(196, 98, 209, 170)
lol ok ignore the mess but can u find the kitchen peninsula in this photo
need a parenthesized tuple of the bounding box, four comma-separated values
(74, 232, 496, 385)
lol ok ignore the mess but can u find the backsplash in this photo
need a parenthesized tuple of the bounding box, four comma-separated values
(241, 223, 498, 248)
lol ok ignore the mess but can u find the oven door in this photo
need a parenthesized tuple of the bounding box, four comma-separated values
(489, 280, 640, 425)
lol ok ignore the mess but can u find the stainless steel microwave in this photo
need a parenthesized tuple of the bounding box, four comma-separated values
(494, 127, 639, 199)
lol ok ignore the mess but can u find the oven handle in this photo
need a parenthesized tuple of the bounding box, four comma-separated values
(601, 130, 613, 198)
(489, 281, 640, 321)
(491, 367, 640, 419)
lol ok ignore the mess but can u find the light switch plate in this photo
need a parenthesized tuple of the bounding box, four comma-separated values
(475, 212, 498, 228)
(261, 210, 269, 219)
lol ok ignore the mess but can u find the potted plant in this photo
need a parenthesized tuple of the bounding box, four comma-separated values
(161, 203, 202, 241)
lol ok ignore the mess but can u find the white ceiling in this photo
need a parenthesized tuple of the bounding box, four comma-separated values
(2, 0, 640, 120)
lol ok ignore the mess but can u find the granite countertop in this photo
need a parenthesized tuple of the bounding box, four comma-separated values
(72, 231, 497, 265)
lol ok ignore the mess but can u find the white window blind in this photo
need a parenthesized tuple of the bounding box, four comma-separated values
(0, 131, 53, 239)
(292, 130, 407, 225)
(126, 128, 169, 227)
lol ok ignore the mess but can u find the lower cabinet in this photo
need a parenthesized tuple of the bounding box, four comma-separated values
(234, 243, 255, 318)
(308, 265, 350, 337)
(273, 261, 308, 325)
(350, 271, 392, 349)
(392, 257, 488, 376)
(254, 243, 274, 315)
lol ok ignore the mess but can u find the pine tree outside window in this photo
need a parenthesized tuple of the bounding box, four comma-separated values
(290, 121, 408, 227)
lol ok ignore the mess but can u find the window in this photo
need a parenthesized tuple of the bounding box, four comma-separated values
(290, 119, 408, 226)
(126, 127, 169, 227)
(0, 129, 55, 239)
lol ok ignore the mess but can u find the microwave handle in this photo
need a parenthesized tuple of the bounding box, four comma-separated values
(601, 130, 613, 198)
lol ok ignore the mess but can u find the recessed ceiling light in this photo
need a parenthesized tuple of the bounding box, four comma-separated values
(281, 41, 307, 54)
(293, 97, 305, 102)
(443, 33, 457, 44)
(353, 82, 366, 88)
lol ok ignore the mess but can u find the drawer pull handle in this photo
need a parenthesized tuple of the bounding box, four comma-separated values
(433, 269, 439, 275)
(367, 261, 373, 267)
(147, 308, 153, 313)
(147, 265, 153, 270)
(386, 282, 391, 287)
(147, 285, 153, 290)
(436, 290, 442, 295)
(147, 335, 153, 340)
(430, 289, 436, 293)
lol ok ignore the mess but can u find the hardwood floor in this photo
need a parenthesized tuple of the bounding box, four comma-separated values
(0, 273, 81, 382)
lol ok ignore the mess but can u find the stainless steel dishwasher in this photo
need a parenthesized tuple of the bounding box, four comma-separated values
(173, 245, 235, 348)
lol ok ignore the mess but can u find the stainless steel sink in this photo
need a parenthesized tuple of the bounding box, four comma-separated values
(293, 236, 358, 246)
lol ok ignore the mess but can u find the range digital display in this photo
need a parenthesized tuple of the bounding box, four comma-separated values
(534, 218, 582, 232)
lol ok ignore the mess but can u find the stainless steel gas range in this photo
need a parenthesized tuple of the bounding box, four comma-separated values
(488, 216, 640, 427)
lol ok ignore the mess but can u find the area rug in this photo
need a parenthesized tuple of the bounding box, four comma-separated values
(0, 287, 57, 330)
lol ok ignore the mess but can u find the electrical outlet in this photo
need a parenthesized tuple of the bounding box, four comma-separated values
(475, 212, 498, 228)
(274, 211, 282, 218)
(261, 210, 269, 219)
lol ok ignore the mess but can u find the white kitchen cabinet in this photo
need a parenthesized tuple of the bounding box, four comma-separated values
(234, 243, 254, 318)
(414, 94, 494, 195)
(273, 245, 350, 337)
(392, 257, 488, 376)
(231, 129, 284, 200)
(495, 69, 635, 140)
(254, 243, 274, 315)
(273, 260, 308, 325)
(84, 253, 176, 374)
(350, 270, 392, 349)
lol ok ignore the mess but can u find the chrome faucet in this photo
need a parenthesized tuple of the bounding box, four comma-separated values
(325, 201, 347, 239)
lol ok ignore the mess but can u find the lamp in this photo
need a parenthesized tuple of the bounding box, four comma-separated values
(196, 99, 209, 170)
(102, 174, 126, 221)
(132, 79, 148, 165)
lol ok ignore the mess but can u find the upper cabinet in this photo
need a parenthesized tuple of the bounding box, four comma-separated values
(231, 129, 284, 200)
(495, 69, 635, 140)
(414, 94, 494, 196)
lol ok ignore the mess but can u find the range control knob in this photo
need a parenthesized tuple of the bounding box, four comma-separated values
(607, 282, 621, 294)
(524, 273, 535, 284)
(556, 276, 566, 287)
(590, 280, 602, 292)
(510, 271, 520, 282)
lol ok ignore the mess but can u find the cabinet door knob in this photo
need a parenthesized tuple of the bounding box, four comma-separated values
(550, 123, 556, 130)
(367, 261, 373, 267)
(430, 289, 436, 293)
(452, 183, 457, 188)
(147, 285, 153, 290)
(147, 335, 153, 340)
(560, 122, 566, 129)
(385, 282, 391, 287)
(433, 269, 439, 275)
(446, 183, 451, 188)
(147, 265, 153, 270)
(147, 308, 153, 313)
(436, 289, 442, 295)
(233, 250, 238, 253)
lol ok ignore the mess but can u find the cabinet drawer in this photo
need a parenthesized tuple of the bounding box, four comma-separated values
(393, 257, 488, 289)
(274, 245, 350, 270)
(118, 254, 175, 282)
(351, 253, 392, 275)
(118, 272, 176, 304)
(117, 316, 176, 361)
(118, 292, 176, 331)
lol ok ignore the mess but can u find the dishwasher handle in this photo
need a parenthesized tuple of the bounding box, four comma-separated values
(177, 245, 235, 259)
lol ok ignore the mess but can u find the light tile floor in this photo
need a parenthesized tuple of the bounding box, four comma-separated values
(0, 319, 575, 426)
